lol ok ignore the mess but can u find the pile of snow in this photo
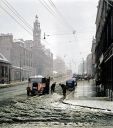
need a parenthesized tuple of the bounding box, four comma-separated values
(49, 93, 62, 103)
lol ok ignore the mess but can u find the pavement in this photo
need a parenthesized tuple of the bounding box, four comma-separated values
(63, 80, 113, 112)
(0, 81, 28, 89)
(0, 75, 70, 89)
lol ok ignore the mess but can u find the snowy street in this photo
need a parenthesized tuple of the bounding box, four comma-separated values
(0, 80, 113, 128)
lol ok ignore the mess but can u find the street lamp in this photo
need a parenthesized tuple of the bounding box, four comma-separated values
(44, 32, 50, 39)
(44, 31, 76, 39)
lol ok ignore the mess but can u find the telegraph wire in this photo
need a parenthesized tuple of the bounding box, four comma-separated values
(38, 0, 56, 17)
(47, 0, 75, 31)
(48, 0, 56, 8)
(0, 4, 32, 36)
(1, 0, 33, 31)
(42, 0, 71, 29)
(0, 0, 52, 44)
(104, 0, 113, 7)
(38, 0, 75, 33)
(47, 0, 76, 41)
(38, 0, 73, 34)
(42, 0, 56, 14)
(45, 32, 75, 36)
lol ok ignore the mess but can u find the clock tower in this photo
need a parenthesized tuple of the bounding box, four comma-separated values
(33, 15, 41, 46)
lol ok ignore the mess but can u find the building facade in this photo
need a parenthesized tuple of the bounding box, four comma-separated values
(0, 15, 53, 82)
(0, 53, 10, 83)
(11, 39, 33, 81)
(86, 53, 92, 77)
(32, 15, 53, 76)
(95, 0, 113, 99)
(0, 34, 33, 81)
(91, 38, 96, 78)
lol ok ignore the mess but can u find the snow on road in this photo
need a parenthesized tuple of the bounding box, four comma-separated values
(0, 80, 113, 128)
(0, 92, 113, 128)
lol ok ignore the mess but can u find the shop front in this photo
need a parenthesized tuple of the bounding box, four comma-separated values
(0, 53, 10, 84)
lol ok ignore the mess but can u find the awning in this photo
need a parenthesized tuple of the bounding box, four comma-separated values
(0, 53, 10, 64)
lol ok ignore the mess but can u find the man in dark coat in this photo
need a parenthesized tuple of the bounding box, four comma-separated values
(59, 83, 66, 99)
(51, 82, 56, 94)
(46, 77, 50, 94)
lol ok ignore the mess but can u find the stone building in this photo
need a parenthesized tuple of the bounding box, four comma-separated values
(95, 0, 113, 99)
(0, 34, 33, 81)
(86, 53, 92, 77)
(11, 39, 33, 81)
(91, 38, 96, 78)
(0, 34, 13, 62)
(78, 59, 87, 76)
(0, 15, 53, 82)
(0, 53, 10, 83)
(32, 15, 53, 76)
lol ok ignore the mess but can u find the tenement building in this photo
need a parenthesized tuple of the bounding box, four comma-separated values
(95, 0, 113, 99)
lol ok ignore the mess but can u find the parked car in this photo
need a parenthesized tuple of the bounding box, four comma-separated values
(26, 75, 50, 96)
(66, 78, 77, 91)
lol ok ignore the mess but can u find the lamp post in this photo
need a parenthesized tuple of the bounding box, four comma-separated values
(44, 32, 50, 39)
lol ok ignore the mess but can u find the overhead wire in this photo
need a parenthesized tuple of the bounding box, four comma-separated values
(0, 4, 32, 36)
(0, 0, 76, 43)
(1, 0, 33, 31)
(0, 0, 52, 45)
(1, 0, 51, 44)
(36, 0, 72, 41)
(41, 0, 76, 42)
(38, 0, 75, 33)
(104, 0, 113, 7)
(38, 0, 68, 28)
(47, 0, 75, 31)
(38, 0, 56, 17)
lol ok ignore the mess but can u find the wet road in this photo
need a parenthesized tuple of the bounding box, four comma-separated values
(0, 80, 113, 128)
(0, 84, 27, 101)
(0, 76, 68, 101)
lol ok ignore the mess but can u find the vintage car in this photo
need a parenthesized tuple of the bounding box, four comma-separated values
(66, 78, 77, 91)
(26, 75, 50, 96)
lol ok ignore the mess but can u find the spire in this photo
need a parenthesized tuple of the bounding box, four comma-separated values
(33, 15, 41, 45)
(35, 15, 38, 21)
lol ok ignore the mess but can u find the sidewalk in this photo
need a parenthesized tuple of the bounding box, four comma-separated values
(0, 75, 70, 89)
(0, 81, 27, 89)
(63, 80, 113, 112)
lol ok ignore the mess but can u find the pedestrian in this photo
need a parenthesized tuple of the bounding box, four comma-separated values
(1, 78, 4, 84)
(51, 82, 56, 94)
(59, 83, 66, 99)
(44, 77, 50, 94)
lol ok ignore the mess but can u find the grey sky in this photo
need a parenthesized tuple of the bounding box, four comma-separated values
(0, 0, 99, 72)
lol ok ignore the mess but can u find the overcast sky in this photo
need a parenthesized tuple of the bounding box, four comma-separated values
(0, 0, 99, 72)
